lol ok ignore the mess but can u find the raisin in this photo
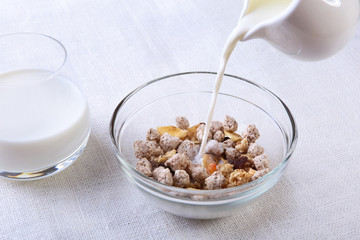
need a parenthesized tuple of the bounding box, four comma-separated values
(228, 155, 248, 170)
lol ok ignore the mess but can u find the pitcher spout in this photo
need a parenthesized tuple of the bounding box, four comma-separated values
(241, 26, 266, 41)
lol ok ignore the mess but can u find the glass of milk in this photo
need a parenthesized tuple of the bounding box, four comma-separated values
(0, 33, 91, 180)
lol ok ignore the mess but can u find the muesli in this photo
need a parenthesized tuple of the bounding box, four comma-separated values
(134, 116, 270, 190)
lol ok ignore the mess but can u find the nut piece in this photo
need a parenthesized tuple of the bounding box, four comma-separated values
(205, 171, 226, 190)
(205, 140, 224, 157)
(159, 133, 181, 152)
(134, 140, 164, 159)
(177, 140, 198, 159)
(176, 116, 190, 130)
(196, 124, 212, 142)
(165, 153, 190, 171)
(146, 128, 161, 142)
(136, 158, 153, 177)
(223, 115, 238, 132)
(173, 170, 190, 188)
(235, 138, 248, 154)
(248, 143, 264, 157)
(223, 139, 235, 148)
(225, 148, 241, 162)
(251, 168, 270, 181)
(188, 163, 209, 183)
(153, 149, 176, 163)
(245, 124, 260, 143)
(210, 121, 224, 134)
(253, 154, 270, 170)
(228, 169, 252, 187)
(219, 163, 234, 179)
(213, 130, 225, 142)
(153, 167, 173, 186)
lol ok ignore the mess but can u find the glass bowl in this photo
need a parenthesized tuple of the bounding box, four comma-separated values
(110, 71, 297, 219)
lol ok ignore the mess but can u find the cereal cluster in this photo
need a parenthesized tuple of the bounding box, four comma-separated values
(134, 116, 270, 190)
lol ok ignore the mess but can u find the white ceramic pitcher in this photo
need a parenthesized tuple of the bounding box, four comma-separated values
(240, 0, 360, 61)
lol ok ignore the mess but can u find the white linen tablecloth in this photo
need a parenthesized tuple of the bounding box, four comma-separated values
(0, 0, 359, 239)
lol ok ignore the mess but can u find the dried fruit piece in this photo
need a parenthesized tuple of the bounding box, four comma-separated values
(207, 163, 217, 175)
(229, 155, 249, 170)
(240, 155, 256, 171)
(202, 154, 218, 168)
(224, 130, 242, 142)
(157, 126, 188, 139)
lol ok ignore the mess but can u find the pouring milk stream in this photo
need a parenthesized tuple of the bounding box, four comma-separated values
(198, 0, 359, 158)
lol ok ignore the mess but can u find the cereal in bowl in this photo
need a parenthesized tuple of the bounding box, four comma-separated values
(133, 116, 270, 189)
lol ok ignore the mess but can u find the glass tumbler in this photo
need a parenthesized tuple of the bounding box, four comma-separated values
(0, 33, 91, 180)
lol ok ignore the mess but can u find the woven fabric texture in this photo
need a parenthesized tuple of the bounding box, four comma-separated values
(0, 0, 359, 239)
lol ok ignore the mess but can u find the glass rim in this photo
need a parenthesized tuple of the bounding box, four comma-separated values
(0, 32, 68, 78)
(109, 71, 298, 197)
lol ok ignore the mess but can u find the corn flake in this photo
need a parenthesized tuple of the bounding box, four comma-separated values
(224, 130, 243, 142)
(157, 126, 188, 139)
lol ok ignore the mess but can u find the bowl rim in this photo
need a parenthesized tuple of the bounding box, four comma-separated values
(109, 71, 298, 196)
